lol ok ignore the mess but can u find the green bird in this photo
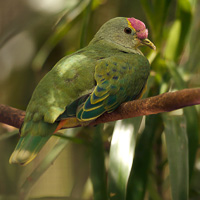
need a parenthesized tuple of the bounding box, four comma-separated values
(9, 17, 156, 165)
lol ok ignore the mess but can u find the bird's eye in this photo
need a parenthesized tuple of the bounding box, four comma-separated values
(124, 27, 132, 34)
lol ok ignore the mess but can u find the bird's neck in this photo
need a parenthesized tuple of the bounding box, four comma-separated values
(88, 38, 143, 55)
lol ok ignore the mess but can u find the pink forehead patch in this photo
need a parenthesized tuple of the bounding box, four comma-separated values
(127, 18, 148, 39)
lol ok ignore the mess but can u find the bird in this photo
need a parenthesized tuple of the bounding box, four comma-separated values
(9, 17, 156, 165)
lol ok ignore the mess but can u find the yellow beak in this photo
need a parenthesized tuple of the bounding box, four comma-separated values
(141, 38, 156, 50)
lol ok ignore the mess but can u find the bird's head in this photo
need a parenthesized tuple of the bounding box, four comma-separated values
(90, 17, 156, 52)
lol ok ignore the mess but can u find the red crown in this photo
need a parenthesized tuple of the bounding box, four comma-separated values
(127, 18, 148, 39)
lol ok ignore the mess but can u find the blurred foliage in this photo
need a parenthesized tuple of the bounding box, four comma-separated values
(0, 0, 200, 200)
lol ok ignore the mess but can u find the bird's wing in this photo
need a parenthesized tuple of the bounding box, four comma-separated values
(76, 53, 150, 121)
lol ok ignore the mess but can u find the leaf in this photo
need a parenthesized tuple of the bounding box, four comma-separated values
(126, 115, 160, 200)
(184, 106, 199, 180)
(147, 175, 163, 200)
(54, 132, 88, 145)
(164, 0, 192, 60)
(108, 117, 142, 200)
(164, 20, 182, 60)
(163, 114, 189, 200)
(19, 128, 80, 199)
(32, 0, 92, 71)
(167, 62, 199, 180)
(185, 1, 200, 72)
(80, 0, 93, 48)
(140, 0, 172, 44)
(30, 197, 83, 200)
(0, 195, 20, 200)
(90, 125, 107, 200)
(0, 130, 18, 141)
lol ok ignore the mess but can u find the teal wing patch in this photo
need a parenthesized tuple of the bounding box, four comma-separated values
(77, 83, 110, 121)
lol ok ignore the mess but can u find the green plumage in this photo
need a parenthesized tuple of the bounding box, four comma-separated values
(77, 53, 149, 121)
(10, 17, 155, 165)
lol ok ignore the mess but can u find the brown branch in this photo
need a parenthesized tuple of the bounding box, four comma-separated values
(91, 88, 200, 126)
(0, 105, 25, 129)
(0, 88, 200, 130)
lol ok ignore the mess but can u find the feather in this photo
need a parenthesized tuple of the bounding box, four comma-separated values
(9, 135, 51, 166)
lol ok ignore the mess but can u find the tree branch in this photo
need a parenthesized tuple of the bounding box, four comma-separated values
(0, 88, 199, 130)
(0, 105, 25, 129)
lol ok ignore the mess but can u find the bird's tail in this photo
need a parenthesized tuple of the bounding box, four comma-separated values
(9, 134, 51, 166)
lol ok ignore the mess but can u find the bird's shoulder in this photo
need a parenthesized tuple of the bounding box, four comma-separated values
(95, 50, 150, 83)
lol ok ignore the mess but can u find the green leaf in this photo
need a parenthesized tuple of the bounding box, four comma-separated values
(80, 0, 93, 48)
(90, 125, 107, 200)
(0, 130, 18, 141)
(108, 117, 142, 200)
(164, 20, 182, 60)
(32, 0, 92, 71)
(54, 132, 88, 145)
(126, 115, 160, 200)
(184, 106, 199, 180)
(29, 197, 83, 200)
(0, 195, 19, 200)
(163, 114, 189, 200)
(164, 0, 192, 61)
(185, 0, 200, 72)
(148, 175, 163, 200)
(140, 0, 172, 44)
(167, 62, 199, 180)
